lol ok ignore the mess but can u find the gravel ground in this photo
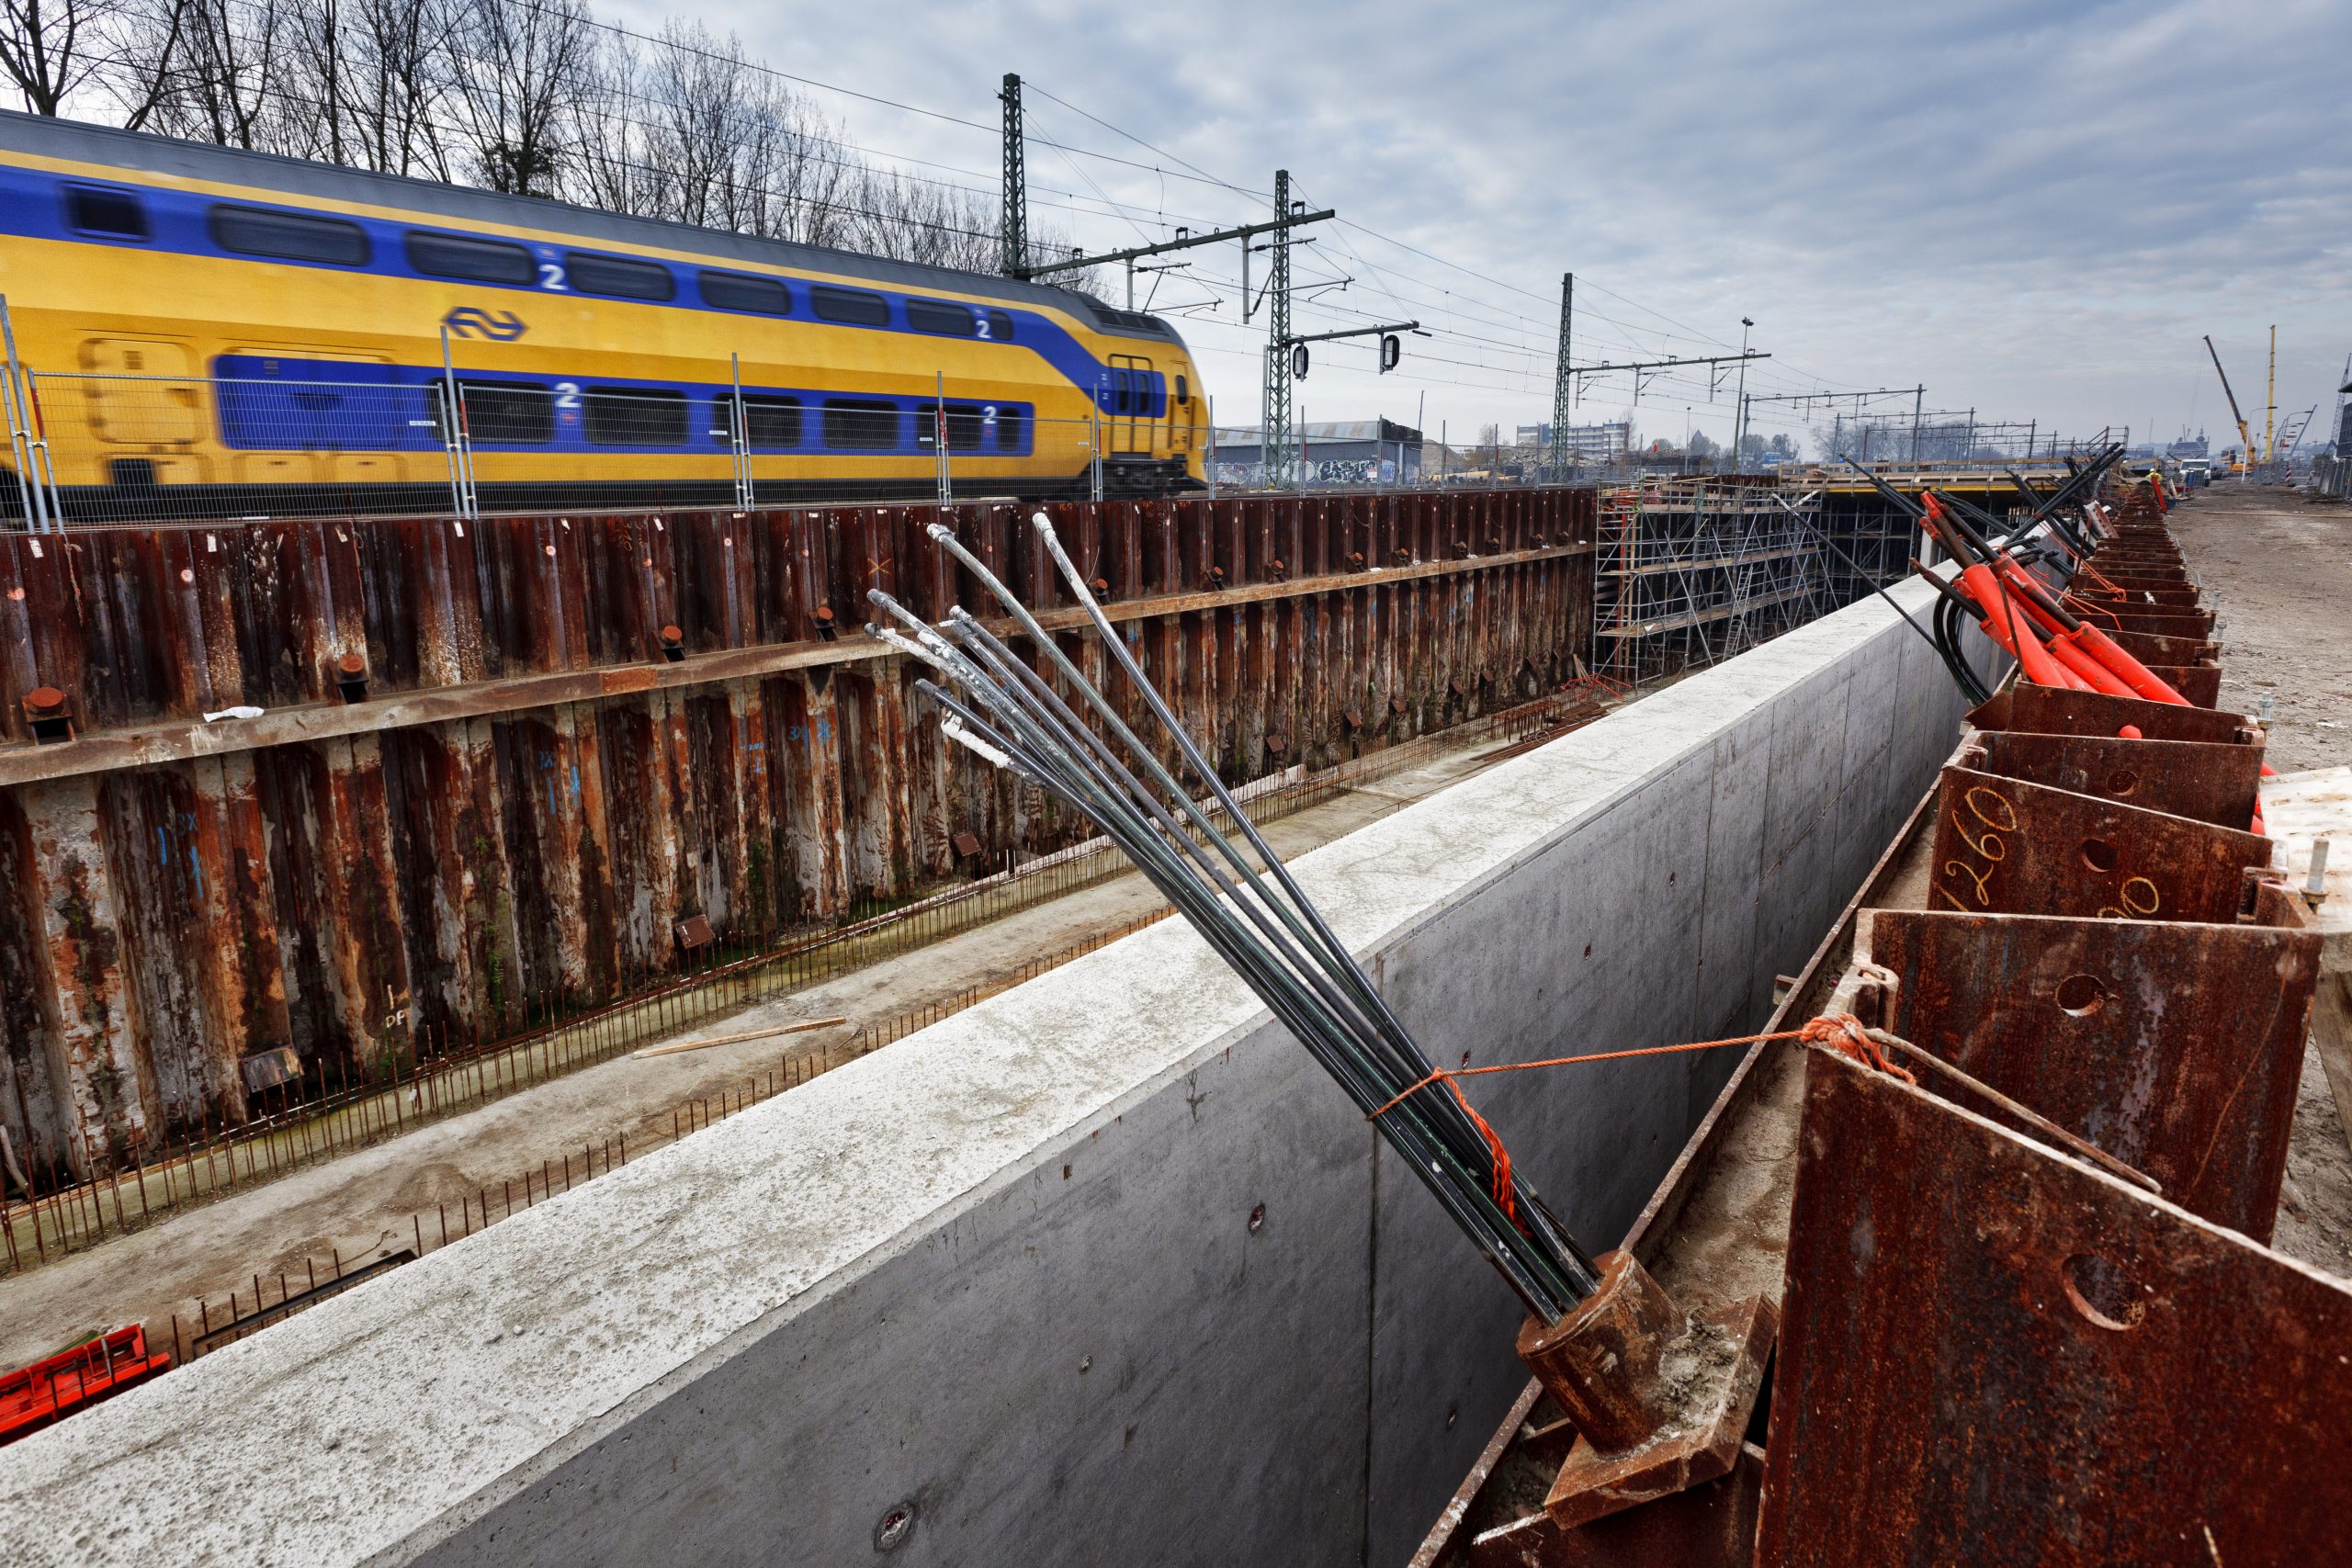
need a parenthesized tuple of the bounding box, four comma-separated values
(2169, 481, 2352, 1276)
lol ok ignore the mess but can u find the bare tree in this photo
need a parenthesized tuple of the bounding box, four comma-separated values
(445, 0, 594, 196)
(145, 0, 293, 150)
(61, 0, 1105, 287)
(617, 22, 858, 248)
(340, 0, 454, 176)
(5, 0, 182, 120)
(835, 165, 999, 271)
(637, 21, 740, 229)
(563, 23, 648, 213)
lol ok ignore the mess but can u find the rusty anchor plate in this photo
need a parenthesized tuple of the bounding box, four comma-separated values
(1865, 908, 2321, 1239)
(1464, 1445, 1765, 1568)
(1968, 682, 2256, 746)
(2143, 663, 2221, 707)
(2105, 626, 2216, 667)
(1926, 765, 2271, 925)
(1972, 729, 2261, 828)
(1530, 1293, 1777, 1533)
(1756, 1049, 2352, 1567)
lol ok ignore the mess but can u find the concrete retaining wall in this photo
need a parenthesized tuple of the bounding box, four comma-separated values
(0, 580, 1981, 1568)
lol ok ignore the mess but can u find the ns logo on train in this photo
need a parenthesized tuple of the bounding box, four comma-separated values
(442, 306, 528, 342)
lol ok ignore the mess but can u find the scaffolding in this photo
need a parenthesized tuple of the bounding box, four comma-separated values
(1591, 477, 1838, 687)
(1808, 485, 1920, 606)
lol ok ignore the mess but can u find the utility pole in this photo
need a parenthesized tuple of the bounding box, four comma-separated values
(1911, 385, 1923, 463)
(999, 74, 1027, 278)
(1550, 273, 1573, 480)
(1264, 169, 1295, 490)
(1731, 316, 1753, 468)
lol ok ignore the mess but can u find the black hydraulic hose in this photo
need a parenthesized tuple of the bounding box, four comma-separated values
(1917, 560, 1996, 706)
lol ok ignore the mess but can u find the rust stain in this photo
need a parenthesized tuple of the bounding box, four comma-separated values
(0, 491, 1604, 1174)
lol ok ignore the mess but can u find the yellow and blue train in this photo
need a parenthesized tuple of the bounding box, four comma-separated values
(0, 110, 1206, 520)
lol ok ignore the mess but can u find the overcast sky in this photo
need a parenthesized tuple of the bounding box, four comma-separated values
(617, 0, 2351, 452)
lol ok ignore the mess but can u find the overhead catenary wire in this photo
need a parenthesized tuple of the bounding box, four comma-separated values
(94, 2, 1970, 432)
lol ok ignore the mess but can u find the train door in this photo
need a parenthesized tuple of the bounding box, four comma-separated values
(71, 338, 213, 490)
(214, 346, 405, 486)
(1108, 354, 1156, 457)
(1169, 370, 1193, 457)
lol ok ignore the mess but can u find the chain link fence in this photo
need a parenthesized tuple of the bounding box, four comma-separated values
(2, 355, 1219, 528)
(7, 357, 1869, 529)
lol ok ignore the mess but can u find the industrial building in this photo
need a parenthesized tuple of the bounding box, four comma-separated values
(1209, 419, 1424, 488)
(1513, 421, 1633, 463)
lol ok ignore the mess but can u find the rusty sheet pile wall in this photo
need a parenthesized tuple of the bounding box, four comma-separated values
(0, 489, 1596, 1182)
(1421, 478, 2352, 1568)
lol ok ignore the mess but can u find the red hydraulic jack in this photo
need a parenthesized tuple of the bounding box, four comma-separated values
(1917, 493, 2188, 705)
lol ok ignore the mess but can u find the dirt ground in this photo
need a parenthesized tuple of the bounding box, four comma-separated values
(0, 732, 1521, 1367)
(2169, 481, 2352, 1275)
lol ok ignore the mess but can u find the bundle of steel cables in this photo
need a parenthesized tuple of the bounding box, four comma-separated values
(865, 512, 1600, 1323)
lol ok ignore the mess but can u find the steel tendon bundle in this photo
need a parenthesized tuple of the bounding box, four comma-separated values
(867, 512, 1600, 1323)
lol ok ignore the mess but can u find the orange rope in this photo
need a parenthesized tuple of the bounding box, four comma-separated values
(1366, 1013, 1915, 1126)
(2073, 561, 2127, 596)
(2061, 594, 2122, 627)
(1804, 1012, 1918, 1084)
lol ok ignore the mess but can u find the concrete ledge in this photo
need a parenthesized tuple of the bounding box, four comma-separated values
(0, 581, 1974, 1568)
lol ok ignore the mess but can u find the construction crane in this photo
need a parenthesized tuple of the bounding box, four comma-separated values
(2203, 334, 2256, 473)
(2265, 324, 2278, 464)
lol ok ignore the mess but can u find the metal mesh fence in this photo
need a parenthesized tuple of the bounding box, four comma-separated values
(5, 366, 1218, 527)
(9, 364, 1806, 530)
(19, 370, 460, 525)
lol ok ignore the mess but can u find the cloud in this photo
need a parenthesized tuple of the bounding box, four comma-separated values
(616, 0, 2352, 447)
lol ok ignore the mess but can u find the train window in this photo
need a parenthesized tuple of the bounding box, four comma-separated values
(210, 204, 370, 266)
(565, 252, 676, 302)
(914, 403, 987, 450)
(822, 400, 900, 450)
(715, 394, 804, 450)
(406, 231, 535, 285)
(699, 270, 791, 316)
(64, 186, 150, 241)
(906, 300, 977, 338)
(811, 288, 890, 327)
(584, 387, 689, 446)
(986, 310, 1015, 343)
(1111, 370, 1132, 416)
(994, 406, 1027, 452)
(457, 381, 555, 445)
(1175, 375, 1189, 405)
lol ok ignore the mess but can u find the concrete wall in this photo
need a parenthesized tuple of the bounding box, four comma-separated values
(0, 580, 1979, 1568)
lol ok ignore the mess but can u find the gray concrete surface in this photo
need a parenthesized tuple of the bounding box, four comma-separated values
(0, 579, 1977, 1568)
